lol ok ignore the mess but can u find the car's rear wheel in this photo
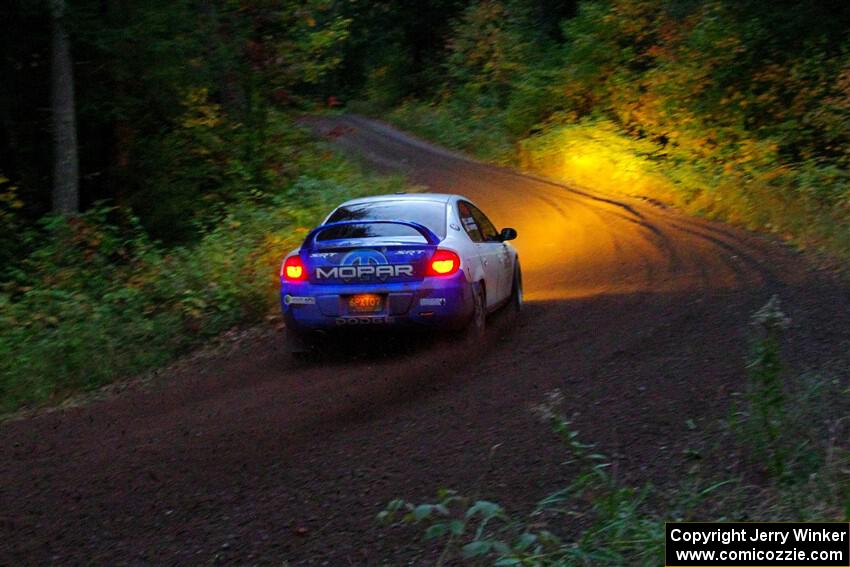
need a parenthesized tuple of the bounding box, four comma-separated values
(285, 326, 315, 359)
(464, 284, 486, 341)
(509, 262, 523, 313)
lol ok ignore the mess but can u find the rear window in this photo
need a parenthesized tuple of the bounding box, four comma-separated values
(315, 223, 429, 242)
(321, 200, 447, 241)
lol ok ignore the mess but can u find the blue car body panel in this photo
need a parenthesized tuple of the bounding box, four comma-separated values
(280, 219, 474, 332)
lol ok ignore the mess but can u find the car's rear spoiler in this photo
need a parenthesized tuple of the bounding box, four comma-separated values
(302, 220, 441, 249)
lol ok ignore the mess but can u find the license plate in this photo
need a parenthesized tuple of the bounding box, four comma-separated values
(348, 294, 384, 313)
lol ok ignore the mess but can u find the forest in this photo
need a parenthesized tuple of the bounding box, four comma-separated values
(2, 0, 850, 409)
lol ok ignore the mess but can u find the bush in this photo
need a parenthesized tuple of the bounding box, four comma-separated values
(378, 396, 665, 566)
(0, 150, 407, 413)
(378, 0, 850, 259)
(388, 101, 515, 165)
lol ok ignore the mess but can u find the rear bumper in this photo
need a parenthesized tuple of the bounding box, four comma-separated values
(280, 272, 473, 332)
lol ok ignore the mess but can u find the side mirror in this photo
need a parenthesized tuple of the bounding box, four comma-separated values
(499, 227, 517, 241)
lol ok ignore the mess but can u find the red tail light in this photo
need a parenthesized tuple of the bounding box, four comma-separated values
(427, 249, 460, 276)
(281, 256, 307, 281)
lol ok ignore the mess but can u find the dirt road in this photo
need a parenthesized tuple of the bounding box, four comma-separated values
(2, 116, 848, 564)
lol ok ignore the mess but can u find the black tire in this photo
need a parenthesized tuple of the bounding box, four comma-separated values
(464, 284, 486, 341)
(509, 262, 523, 313)
(284, 326, 314, 358)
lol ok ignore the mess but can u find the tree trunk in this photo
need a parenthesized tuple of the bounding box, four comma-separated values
(50, 0, 79, 214)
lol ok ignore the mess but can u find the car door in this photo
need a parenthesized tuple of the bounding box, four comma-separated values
(468, 203, 511, 303)
(457, 200, 504, 308)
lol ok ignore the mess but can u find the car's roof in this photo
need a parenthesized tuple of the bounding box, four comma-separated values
(337, 193, 460, 207)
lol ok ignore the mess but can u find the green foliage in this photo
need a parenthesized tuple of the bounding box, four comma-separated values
(360, 49, 414, 111)
(729, 296, 850, 494)
(380, 302, 850, 563)
(446, 1, 530, 109)
(5, 0, 850, 253)
(0, 148, 407, 413)
(2, 0, 353, 237)
(0, 173, 27, 269)
(370, 1, 566, 160)
(379, 0, 850, 258)
(3, 0, 435, 412)
(740, 296, 790, 477)
(136, 101, 322, 240)
(332, 0, 472, 102)
(389, 101, 515, 165)
(379, 392, 664, 566)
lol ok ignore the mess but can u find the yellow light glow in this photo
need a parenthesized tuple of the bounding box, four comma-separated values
(285, 265, 303, 279)
(431, 259, 455, 274)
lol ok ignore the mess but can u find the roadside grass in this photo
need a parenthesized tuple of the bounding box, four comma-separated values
(0, 142, 409, 414)
(382, 100, 516, 166)
(515, 121, 850, 262)
(378, 297, 850, 565)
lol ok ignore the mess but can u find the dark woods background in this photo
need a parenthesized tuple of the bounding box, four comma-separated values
(0, 1, 584, 241)
(6, 1, 850, 237)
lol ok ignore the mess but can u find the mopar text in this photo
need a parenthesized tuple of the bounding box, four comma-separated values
(316, 264, 414, 280)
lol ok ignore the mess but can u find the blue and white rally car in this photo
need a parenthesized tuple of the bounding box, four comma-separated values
(279, 193, 521, 350)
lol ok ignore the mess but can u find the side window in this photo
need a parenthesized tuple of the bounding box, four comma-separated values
(469, 205, 500, 242)
(457, 201, 483, 243)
